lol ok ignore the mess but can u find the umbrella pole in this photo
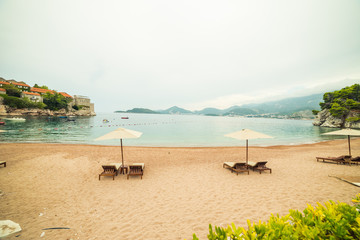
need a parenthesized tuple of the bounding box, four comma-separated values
(246, 139, 248, 164)
(348, 135, 351, 156)
(120, 139, 124, 166)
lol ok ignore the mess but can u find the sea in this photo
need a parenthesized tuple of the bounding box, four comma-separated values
(0, 113, 344, 147)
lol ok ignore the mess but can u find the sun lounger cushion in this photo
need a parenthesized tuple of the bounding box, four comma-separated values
(131, 163, 145, 170)
(109, 163, 122, 171)
(223, 162, 236, 168)
(246, 161, 257, 167)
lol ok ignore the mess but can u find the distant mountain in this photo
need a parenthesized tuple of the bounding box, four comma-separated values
(159, 106, 193, 114)
(195, 105, 242, 115)
(126, 108, 160, 114)
(194, 108, 223, 115)
(114, 93, 324, 118)
(223, 107, 257, 116)
(241, 93, 323, 114)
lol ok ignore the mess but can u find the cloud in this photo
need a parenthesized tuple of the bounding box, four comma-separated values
(0, 0, 360, 112)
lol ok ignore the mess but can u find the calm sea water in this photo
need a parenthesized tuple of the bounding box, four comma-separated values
(0, 113, 344, 147)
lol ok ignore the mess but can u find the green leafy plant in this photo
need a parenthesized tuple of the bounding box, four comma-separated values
(192, 196, 360, 239)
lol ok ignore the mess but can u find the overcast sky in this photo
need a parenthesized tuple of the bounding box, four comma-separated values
(0, 0, 359, 113)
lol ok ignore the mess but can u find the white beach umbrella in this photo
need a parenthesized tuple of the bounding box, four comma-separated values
(225, 129, 273, 164)
(322, 128, 360, 156)
(95, 127, 142, 166)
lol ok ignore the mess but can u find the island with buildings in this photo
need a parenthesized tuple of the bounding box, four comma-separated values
(0, 77, 95, 116)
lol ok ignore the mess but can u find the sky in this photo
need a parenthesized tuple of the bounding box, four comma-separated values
(0, 0, 359, 113)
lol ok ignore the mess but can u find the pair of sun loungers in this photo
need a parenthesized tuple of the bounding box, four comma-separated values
(0, 161, 6, 168)
(223, 161, 272, 175)
(99, 163, 145, 180)
(316, 155, 360, 165)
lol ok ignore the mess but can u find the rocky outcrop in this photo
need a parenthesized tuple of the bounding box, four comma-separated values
(313, 109, 360, 128)
(0, 104, 96, 117)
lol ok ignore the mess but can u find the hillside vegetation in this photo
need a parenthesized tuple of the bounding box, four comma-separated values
(313, 84, 360, 128)
(319, 84, 360, 119)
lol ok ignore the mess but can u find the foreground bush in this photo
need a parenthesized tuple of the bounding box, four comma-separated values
(193, 195, 360, 239)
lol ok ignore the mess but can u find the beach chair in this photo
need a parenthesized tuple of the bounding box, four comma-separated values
(316, 155, 351, 165)
(350, 156, 360, 165)
(127, 163, 145, 180)
(248, 161, 272, 174)
(223, 162, 249, 175)
(99, 163, 121, 180)
(0, 161, 6, 167)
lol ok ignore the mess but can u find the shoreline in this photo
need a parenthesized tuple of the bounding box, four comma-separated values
(1, 139, 359, 239)
(0, 136, 355, 149)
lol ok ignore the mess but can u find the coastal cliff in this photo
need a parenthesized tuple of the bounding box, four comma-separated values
(0, 97, 95, 116)
(313, 109, 360, 128)
(312, 84, 360, 129)
(0, 77, 96, 117)
(0, 105, 96, 117)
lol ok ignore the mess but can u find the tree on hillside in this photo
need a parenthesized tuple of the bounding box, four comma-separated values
(318, 84, 360, 118)
(33, 84, 49, 89)
(2, 84, 21, 97)
(43, 92, 71, 111)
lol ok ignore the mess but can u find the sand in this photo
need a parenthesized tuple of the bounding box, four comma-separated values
(0, 139, 359, 239)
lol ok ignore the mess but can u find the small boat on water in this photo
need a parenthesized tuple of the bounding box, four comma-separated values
(103, 119, 109, 123)
(3, 117, 26, 122)
(121, 117, 129, 119)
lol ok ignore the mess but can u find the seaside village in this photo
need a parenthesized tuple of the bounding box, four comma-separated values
(0, 77, 95, 116)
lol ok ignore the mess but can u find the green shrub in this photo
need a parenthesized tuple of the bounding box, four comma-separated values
(2, 84, 21, 97)
(43, 92, 71, 111)
(329, 103, 349, 118)
(312, 110, 319, 115)
(193, 195, 360, 239)
(1, 95, 45, 109)
(346, 116, 360, 122)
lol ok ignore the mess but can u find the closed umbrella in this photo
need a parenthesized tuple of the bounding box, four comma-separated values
(95, 127, 142, 166)
(225, 129, 273, 164)
(322, 128, 360, 156)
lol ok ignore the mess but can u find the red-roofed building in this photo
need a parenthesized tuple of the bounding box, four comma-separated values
(0, 88, 6, 95)
(59, 92, 73, 99)
(11, 82, 30, 91)
(30, 87, 55, 95)
(21, 91, 43, 102)
(0, 81, 10, 87)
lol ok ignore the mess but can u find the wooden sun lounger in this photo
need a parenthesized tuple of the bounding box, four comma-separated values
(127, 163, 145, 179)
(316, 155, 351, 165)
(0, 161, 6, 167)
(248, 161, 272, 174)
(99, 163, 121, 180)
(350, 156, 360, 165)
(223, 162, 249, 175)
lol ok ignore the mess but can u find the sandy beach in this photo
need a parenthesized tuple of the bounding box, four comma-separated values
(0, 139, 359, 239)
